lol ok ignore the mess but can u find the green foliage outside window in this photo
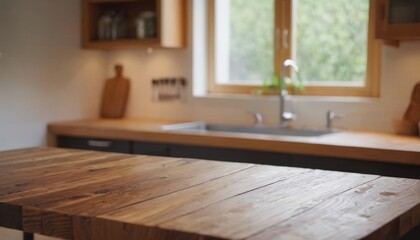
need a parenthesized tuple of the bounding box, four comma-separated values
(296, 0, 368, 83)
(228, 0, 369, 85)
(229, 0, 274, 83)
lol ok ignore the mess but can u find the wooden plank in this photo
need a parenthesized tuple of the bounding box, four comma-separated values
(0, 151, 136, 182)
(0, 147, 49, 159)
(399, 200, 420, 237)
(0, 150, 100, 178)
(99, 165, 311, 226)
(0, 151, 98, 174)
(0, 148, 71, 165)
(3, 156, 182, 203)
(23, 207, 73, 239)
(22, 207, 42, 234)
(0, 152, 104, 186)
(0, 154, 146, 200)
(159, 170, 379, 240)
(73, 216, 92, 240)
(249, 177, 420, 240)
(91, 218, 223, 240)
(49, 160, 253, 215)
(1, 153, 188, 237)
(14, 157, 252, 239)
(0, 152, 123, 183)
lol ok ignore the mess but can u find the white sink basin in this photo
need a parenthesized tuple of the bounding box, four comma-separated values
(162, 122, 338, 137)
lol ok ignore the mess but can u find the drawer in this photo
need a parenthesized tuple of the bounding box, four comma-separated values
(57, 136, 131, 154)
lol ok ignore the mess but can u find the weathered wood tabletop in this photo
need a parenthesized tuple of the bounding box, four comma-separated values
(0, 148, 419, 240)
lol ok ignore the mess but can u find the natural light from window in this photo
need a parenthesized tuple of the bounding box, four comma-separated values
(215, 0, 274, 85)
(214, 0, 370, 87)
(294, 0, 369, 86)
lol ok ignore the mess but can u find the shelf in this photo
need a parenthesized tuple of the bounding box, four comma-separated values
(84, 39, 161, 49)
(82, 0, 186, 49)
(89, 0, 149, 4)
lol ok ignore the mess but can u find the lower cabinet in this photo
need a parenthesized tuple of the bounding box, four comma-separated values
(133, 141, 294, 164)
(57, 136, 420, 179)
(169, 144, 294, 165)
(132, 141, 171, 157)
(133, 141, 419, 179)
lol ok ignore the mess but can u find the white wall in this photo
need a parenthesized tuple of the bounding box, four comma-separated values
(0, 0, 107, 239)
(0, 0, 107, 151)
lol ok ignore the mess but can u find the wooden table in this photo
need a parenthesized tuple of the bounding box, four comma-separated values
(0, 148, 419, 240)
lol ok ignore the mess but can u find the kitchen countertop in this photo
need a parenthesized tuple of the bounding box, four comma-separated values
(0, 147, 419, 240)
(48, 119, 420, 165)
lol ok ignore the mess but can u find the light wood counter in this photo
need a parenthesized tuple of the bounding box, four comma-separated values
(48, 119, 420, 166)
(0, 148, 419, 240)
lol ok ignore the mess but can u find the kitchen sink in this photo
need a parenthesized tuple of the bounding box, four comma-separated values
(162, 122, 338, 137)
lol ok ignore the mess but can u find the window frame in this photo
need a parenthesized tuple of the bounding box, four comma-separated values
(206, 0, 381, 97)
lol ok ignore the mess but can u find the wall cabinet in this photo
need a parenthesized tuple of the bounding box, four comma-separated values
(376, 0, 420, 40)
(82, 0, 186, 49)
(56, 135, 420, 179)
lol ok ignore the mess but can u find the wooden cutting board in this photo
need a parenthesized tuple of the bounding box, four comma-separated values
(100, 65, 130, 119)
(404, 82, 420, 123)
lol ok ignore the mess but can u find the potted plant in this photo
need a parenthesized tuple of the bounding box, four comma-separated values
(256, 74, 304, 95)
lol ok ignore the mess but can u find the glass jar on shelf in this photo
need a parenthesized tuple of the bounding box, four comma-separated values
(136, 11, 156, 39)
(97, 11, 114, 40)
(111, 11, 128, 40)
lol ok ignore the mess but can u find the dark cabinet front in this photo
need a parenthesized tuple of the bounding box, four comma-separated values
(57, 136, 131, 154)
(56, 135, 419, 179)
(132, 141, 172, 157)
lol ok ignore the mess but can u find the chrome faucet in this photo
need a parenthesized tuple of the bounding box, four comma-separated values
(326, 110, 343, 129)
(247, 111, 264, 126)
(280, 59, 299, 125)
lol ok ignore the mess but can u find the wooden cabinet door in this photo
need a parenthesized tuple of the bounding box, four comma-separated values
(375, 0, 420, 40)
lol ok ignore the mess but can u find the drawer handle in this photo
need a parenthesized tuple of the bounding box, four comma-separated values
(87, 140, 112, 148)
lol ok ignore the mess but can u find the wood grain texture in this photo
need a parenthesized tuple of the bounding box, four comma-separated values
(23, 207, 72, 239)
(0, 148, 419, 240)
(50, 159, 253, 215)
(100, 165, 311, 226)
(91, 218, 224, 240)
(404, 82, 420, 123)
(250, 178, 420, 240)
(160, 171, 379, 239)
(48, 119, 420, 165)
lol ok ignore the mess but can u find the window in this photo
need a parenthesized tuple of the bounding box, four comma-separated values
(207, 0, 381, 97)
